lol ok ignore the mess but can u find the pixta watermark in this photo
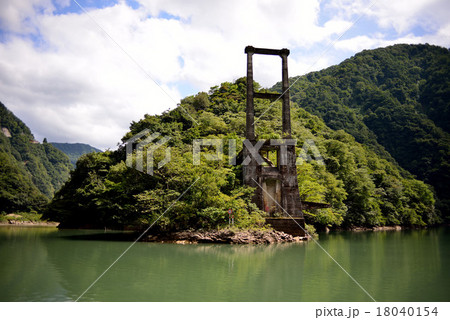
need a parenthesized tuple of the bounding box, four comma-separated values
(125, 129, 324, 175)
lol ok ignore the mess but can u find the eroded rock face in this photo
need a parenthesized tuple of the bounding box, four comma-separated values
(145, 229, 309, 244)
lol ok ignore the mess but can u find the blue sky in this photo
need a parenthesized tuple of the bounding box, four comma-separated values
(0, 0, 449, 149)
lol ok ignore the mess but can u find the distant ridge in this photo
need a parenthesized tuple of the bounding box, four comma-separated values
(0, 101, 72, 213)
(50, 142, 102, 166)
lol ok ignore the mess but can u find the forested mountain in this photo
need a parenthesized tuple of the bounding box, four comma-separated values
(45, 74, 438, 229)
(51, 142, 101, 166)
(0, 102, 72, 213)
(272, 44, 450, 219)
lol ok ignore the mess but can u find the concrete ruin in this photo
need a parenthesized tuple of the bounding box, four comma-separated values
(243, 46, 306, 236)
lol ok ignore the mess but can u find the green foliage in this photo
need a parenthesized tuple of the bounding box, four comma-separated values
(51, 142, 101, 166)
(305, 224, 318, 239)
(0, 150, 47, 213)
(273, 44, 450, 220)
(45, 147, 265, 230)
(0, 102, 72, 213)
(0, 211, 43, 223)
(46, 53, 440, 230)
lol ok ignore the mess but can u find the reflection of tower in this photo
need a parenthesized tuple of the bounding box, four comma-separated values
(243, 46, 305, 236)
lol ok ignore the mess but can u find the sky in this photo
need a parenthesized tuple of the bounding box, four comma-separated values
(0, 0, 449, 150)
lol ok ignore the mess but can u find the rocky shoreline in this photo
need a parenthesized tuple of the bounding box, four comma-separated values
(0, 220, 59, 226)
(145, 229, 310, 244)
(319, 225, 406, 232)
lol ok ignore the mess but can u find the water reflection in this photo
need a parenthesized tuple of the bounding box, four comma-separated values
(0, 227, 65, 301)
(0, 226, 449, 301)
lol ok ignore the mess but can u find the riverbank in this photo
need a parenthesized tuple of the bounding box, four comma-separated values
(326, 225, 417, 232)
(0, 213, 59, 226)
(0, 220, 59, 226)
(145, 229, 310, 244)
(1, 218, 438, 243)
(325, 225, 404, 232)
(0, 222, 310, 244)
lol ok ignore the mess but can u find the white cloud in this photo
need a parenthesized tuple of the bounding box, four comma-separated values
(368, 0, 449, 34)
(1, 0, 349, 149)
(1, 3, 183, 149)
(424, 23, 450, 46)
(325, 0, 450, 34)
(0, 0, 448, 149)
(328, 0, 450, 65)
(333, 33, 423, 52)
(0, 0, 55, 33)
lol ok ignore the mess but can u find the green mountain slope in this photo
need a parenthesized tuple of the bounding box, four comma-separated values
(45, 77, 437, 229)
(272, 44, 450, 219)
(0, 102, 72, 213)
(51, 142, 101, 166)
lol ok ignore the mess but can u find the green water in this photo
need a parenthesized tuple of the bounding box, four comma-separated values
(0, 226, 449, 301)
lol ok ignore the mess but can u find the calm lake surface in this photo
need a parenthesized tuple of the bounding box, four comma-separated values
(0, 226, 449, 302)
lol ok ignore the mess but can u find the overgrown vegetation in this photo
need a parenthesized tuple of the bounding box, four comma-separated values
(0, 102, 72, 213)
(273, 44, 450, 220)
(0, 211, 43, 223)
(51, 142, 101, 167)
(44, 46, 441, 230)
(2, 44, 446, 231)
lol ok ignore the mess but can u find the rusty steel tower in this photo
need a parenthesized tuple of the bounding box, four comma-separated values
(243, 46, 305, 236)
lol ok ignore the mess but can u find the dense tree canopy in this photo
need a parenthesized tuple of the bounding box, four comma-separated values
(51, 142, 102, 166)
(45, 68, 439, 229)
(0, 102, 72, 213)
(273, 44, 450, 220)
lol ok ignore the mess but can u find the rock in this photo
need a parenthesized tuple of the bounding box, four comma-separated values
(372, 225, 402, 231)
(144, 228, 309, 244)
